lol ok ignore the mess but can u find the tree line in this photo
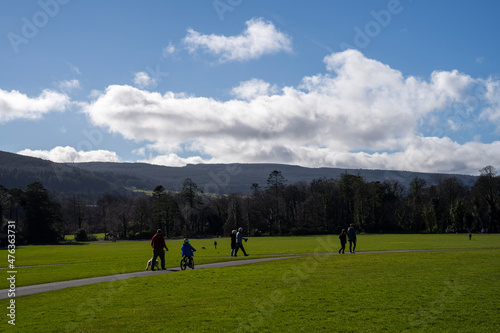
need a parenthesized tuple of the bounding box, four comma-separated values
(1, 166, 499, 245)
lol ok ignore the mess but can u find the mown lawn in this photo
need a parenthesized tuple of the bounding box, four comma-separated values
(64, 233, 106, 241)
(10, 249, 500, 332)
(2, 234, 499, 287)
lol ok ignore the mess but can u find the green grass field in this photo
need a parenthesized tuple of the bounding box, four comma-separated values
(64, 233, 106, 241)
(2, 234, 499, 332)
(3, 234, 500, 287)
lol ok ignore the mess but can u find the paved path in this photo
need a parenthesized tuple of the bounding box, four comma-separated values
(1, 247, 494, 299)
(0, 256, 298, 299)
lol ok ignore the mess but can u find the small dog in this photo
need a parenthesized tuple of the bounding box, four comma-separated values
(145, 258, 160, 271)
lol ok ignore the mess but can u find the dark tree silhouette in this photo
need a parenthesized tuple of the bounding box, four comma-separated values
(22, 182, 62, 244)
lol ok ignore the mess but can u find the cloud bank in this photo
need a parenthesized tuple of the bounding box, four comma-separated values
(80, 49, 500, 174)
(18, 146, 120, 163)
(0, 89, 69, 123)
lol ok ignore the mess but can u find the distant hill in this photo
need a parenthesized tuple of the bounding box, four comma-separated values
(0, 151, 152, 198)
(71, 161, 478, 195)
(0, 150, 478, 197)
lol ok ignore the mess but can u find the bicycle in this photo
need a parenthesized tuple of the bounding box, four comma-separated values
(180, 255, 194, 270)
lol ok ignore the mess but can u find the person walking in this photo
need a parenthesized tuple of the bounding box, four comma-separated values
(230, 230, 237, 256)
(150, 229, 168, 271)
(347, 224, 357, 253)
(339, 229, 347, 254)
(234, 227, 249, 257)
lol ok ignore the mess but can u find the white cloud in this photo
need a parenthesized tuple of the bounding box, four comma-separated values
(58, 79, 81, 93)
(364, 138, 500, 175)
(18, 146, 120, 163)
(447, 119, 460, 131)
(82, 50, 499, 175)
(480, 78, 500, 124)
(88, 89, 103, 99)
(133, 71, 157, 88)
(183, 17, 292, 62)
(162, 42, 176, 58)
(231, 78, 279, 100)
(0, 89, 69, 123)
(139, 153, 208, 167)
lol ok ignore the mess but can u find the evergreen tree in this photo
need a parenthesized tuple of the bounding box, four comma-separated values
(22, 182, 62, 244)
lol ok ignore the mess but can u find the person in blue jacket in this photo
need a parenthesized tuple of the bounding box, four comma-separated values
(181, 238, 196, 266)
(234, 227, 249, 257)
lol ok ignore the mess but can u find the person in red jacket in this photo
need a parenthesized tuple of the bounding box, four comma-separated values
(151, 229, 169, 271)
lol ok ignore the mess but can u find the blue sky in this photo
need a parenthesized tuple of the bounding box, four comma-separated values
(1, 0, 499, 175)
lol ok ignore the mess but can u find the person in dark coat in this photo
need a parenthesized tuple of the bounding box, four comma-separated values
(339, 229, 347, 254)
(347, 224, 357, 253)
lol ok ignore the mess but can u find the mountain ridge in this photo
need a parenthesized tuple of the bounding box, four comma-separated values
(0, 150, 478, 197)
(72, 160, 478, 195)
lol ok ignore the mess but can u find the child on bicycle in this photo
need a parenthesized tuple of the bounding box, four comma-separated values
(181, 238, 196, 266)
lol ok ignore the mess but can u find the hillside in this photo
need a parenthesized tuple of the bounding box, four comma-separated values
(0, 150, 478, 197)
(0, 151, 152, 198)
(71, 161, 478, 195)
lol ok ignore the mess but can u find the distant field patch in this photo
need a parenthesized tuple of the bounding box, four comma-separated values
(64, 233, 105, 241)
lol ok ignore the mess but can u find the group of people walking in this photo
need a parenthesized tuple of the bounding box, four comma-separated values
(230, 227, 249, 257)
(150, 225, 354, 271)
(338, 224, 357, 254)
(149, 227, 250, 272)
